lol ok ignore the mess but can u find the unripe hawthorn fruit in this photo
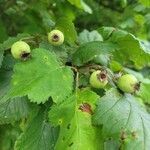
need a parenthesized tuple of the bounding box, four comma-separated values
(90, 70, 108, 89)
(11, 41, 31, 60)
(117, 74, 140, 93)
(48, 29, 64, 46)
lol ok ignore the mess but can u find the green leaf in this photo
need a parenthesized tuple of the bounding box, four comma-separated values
(0, 49, 4, 68)
(5, 48, 74, 104)
(0, 70, 12, 100)
(49, 95, 76, 126)
(98, 27, 116, 40)
(121, 0, 127, 8)
(109, 60, 123, 72)
(0, 125, 21, 150)
(110, 30, 150, 69)
(67, 0, 82, 8)
(93, 88, 150, 149)
(39, 10, 55, 29)
(0, 33, 31, 51)
(78, 29, 103, 44)
(72, 41, 116, 66)
(55, 18, 77, 45)
(1, 54, 16, 70)
(104, 139, 120, 150)
(93, 54, 110, 66)
(15, 108, 59, 150)
(49, 89, 101, 150)
(77, 29, 110, 66)
(137, 81, 150, 104)
(0, 70, 31, 124)
(67, 0, 92, 14)
(0, 19, 8, 43)
(39, 41, 68, 64)
(139, 0, 150, 7)
(81, 0, 93, 14)
(0, 97, 31, 125)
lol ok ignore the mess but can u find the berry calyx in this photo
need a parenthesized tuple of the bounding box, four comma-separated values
(11, 41, 31, 60)
(117, 74, 140, 93)
(48, 29, 64, 46)
(79, 103, 93, 114)
(89, 70, 108, 89)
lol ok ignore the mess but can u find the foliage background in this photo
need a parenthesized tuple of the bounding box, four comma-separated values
(0, 0, 150, 150)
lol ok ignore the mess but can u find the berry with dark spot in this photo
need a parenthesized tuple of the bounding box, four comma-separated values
(117, 74, 140, 93)
(11, 41, 31, 60)
(89, 70, 108, 89)
(48, 29, 64, 46)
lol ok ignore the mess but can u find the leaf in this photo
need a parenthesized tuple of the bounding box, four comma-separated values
(39, 41, 68, 64)
(0, 125, 21, 150)
(139, 0, 150, 7)
(110, 30, 150, 69)
(93, 88, 150, 149)
(0, 33, 31, 51)
(67, 0, 82, 8)
(39, 10, 55, 29)
(0, 97, 31, 125)
(0, 70, 13, 100)
(104, 139, 120, 150)
(137, 81, 150, 104)
(1, 54, 16, 70)
(15, 108, 59, 150)
(0, 70, 31, 124)
(49, 89, 101, 150)
(5, 48, 74, 104)
(67, 0, 92, 14)
(0, 19, 8, 43)
(55, 18, 77, 45)
(81, 0, 93, 14)
(49, 95, 76, 127)
(121, 0, 127, 8)
(72, 41, 116, 66)
(78, 29, 103, 44)
(0, 49, 4, 68)
(78, 30, 112, 66)
(98, 27, 116, 40)
(109, 60, 123, 72)
(93, 54, 110, 66)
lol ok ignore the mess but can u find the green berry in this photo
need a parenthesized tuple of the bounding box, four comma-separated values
(48, 29, 64, 46)
(11, 41, 31, 60)
(117, 74, 140, 93)
(90, 70, 108, 89)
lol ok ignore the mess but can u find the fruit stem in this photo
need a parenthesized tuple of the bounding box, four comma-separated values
(71, 66, 79, 92)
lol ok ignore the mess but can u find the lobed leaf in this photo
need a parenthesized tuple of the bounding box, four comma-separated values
(72, 41, 116, 66)
(67, 0, 82, 8)
(0, 49, 4, 68)
(0, 97, 31, 125)
(5, 48, 74, 104)
(15, 108, 59, 150)
(49, 89, 101, 150)
(93, 88, 150, 149)
(78, 29, 103, 44)
(110, 29, 150, 69)
(0, 70, 31, 124)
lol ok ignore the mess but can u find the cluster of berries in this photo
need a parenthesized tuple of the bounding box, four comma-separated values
(10, 29, 140, 94)
(90, 70, 140, 93)
(11, 29, 64, 60)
